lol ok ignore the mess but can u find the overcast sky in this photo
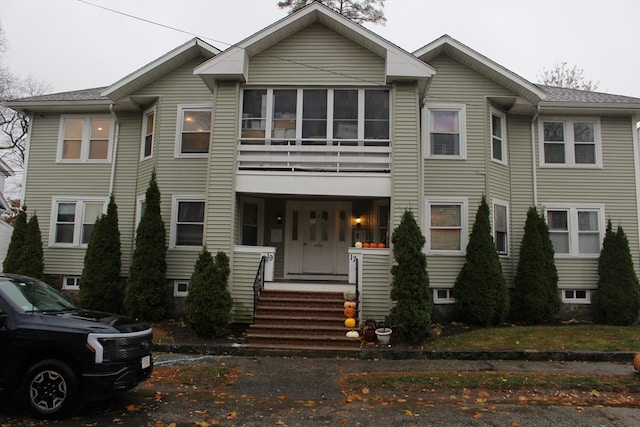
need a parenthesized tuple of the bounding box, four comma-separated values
(1, 0, 639, 98)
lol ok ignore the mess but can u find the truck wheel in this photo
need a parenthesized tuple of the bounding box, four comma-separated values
(21, 359, 80, 419)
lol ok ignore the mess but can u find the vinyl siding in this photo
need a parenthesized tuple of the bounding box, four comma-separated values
(360, 251, 392, 321)
(231, 248, 263, 322)
(23, 114, 113, 275)
(248, 23, 385, 86)
(536, 116, 640, 289)
(423, 55, 520, 289)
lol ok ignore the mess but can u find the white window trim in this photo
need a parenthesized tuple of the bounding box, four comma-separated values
(544, 204, 605, 258)
(425, 197, 468, 255)
(170, 195, 205, 250)
(62, 275, 81, 291)
(173, 280, 189, 297)
(538, 117, 602, 168)
(433, 288, 455, 304)
(140, 106, 156, 160)
(175, 104, 213, 158)
(561, 289, 592, 304)
(135, 195, 146, 227)
(491, 198, 510, 257)
(490, 108, 507, 165)
(423, 103, 467, 159)
(49, 197, 108, 247)
(57, 115, 114, 163)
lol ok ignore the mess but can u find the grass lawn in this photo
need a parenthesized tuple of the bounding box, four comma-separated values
(428, 324, 640, 352)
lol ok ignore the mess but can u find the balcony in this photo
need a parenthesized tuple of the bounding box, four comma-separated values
(237, 138, 391, 173)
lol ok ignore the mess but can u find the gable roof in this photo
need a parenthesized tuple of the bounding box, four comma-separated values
(194, 2, 435, 92)
(6, 87, 111, 113)
(413, 34, 547, 107)
(102, 38, 220, 103)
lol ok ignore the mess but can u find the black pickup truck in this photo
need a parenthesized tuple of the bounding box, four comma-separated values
(0, 273, 153, 418)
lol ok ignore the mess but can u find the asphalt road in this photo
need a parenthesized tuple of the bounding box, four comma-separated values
(1, 353, 640, 426)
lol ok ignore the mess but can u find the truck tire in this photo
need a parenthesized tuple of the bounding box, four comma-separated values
(21, 359, 80, 419)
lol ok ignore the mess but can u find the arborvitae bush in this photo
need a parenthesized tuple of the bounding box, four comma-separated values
(453, 196, 509, 326)
(593, 221, 640, 325)
(125, 171, 169, 321)
(185, 249, 233, 337)
(511, 207, 559, 323)
(388, 209, 431, 344)
(3, 206, 27, 274)
(80, 195, 123, 313)
(21, 213, 44, 279)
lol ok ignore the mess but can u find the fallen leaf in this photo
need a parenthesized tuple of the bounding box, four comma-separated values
(591, 389, 600, 397)
(362, 387, 370, 394)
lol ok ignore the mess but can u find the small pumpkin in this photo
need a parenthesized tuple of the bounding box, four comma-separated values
(344, 301, 357, 309)
(363, 242, 370, 248)
(346, 330, 360, 339)
(377, 242, 386, 248)
(634, 353, 640, 371)
(344, 317, 356, 328)
(344, 307, 357, 318)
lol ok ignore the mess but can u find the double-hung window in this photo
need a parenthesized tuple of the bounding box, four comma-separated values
(173, 197, 205, 248)
(540, 118, 601, 167)
(546, 205, 604, 256)
(52, 199, 106, 246)
(141, 107, 155, 159)
(424, 104, 466, 158)
(178, 106, 212, 155)
(58, 116, 113, 162)
(491, 110, 507, 164)
(426, 199, 467, 253)
(493, 201, 509, 256)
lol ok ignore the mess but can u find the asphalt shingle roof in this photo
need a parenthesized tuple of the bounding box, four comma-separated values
(536, 84, 640, 104)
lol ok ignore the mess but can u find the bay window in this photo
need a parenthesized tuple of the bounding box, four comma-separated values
(173, 198, 205, 247)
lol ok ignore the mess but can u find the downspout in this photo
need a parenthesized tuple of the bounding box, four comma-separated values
(632, 115, 640, 261)
(108, 104, 120, 196)
(530, 105, 540, 207)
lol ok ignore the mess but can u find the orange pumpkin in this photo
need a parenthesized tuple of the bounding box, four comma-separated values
(377, 242, 386, 248)
(363, 242, 370, 248)
(344, 301, 357, 309)
(634, 353, 640, 371)
(344, 307, 357, 318)
(344, 318, 356, 328)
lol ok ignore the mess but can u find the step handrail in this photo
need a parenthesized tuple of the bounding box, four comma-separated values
(253, 255, 267, 319)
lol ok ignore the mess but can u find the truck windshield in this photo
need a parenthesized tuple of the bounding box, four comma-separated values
(0, 277, 78, 312)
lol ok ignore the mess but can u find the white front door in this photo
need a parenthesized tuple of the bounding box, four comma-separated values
(285, 201, 350, 278)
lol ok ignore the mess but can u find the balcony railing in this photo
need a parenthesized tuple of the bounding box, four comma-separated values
(237, 139, 391, 173)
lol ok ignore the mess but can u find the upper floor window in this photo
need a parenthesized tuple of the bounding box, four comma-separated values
(51, 198, 106, 247)
(58, 116, 112, 162)
(491, 110, 507, 164)
(424, 104, 466, 158)
(240, 88, 389, 144)
(545, 205, 604, 257)
(426, 198, 467, 254)
(172, 197, 205, 248)
(178, 106, 212, 156)
(141, 108, 155, 160)
(493, 201, 509, 256)
(540, 118, 601, 167)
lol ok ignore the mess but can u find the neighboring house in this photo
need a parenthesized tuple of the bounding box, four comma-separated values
(7, 3, 640, 321)
(0, 158, 15, 271)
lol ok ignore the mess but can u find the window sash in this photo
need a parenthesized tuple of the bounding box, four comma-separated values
(541, 119, 599, 166)
(429, 203, 463, 251)
(59, 117, 112, 162)
(180, 109, 211, 154)
(546, 207, 602, 256)
(493, 203, 508, 255)
(142, 110, 155, 158)
(491, 112, 506, 163)
(53, 200, 105, 246)
(175, 200, 205, 247)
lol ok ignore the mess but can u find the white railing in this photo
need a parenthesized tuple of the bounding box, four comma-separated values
(237, 139, 391, 173)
